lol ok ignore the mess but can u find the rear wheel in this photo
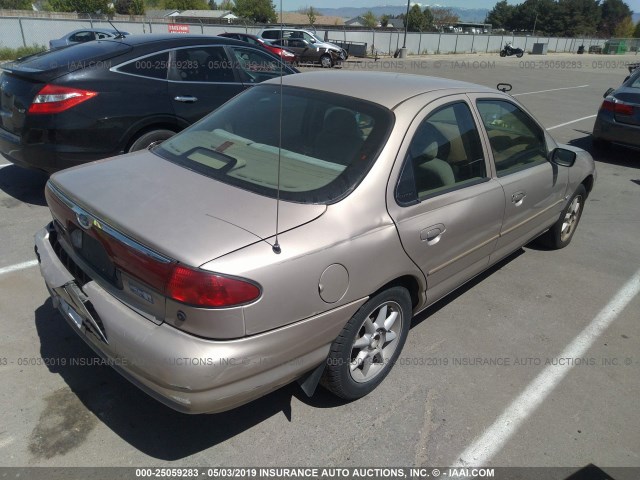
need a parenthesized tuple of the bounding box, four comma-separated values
(536, 184, 586, 249)
(320, 54, 333, 68)
(516, 51, 524, 58)
(128, 129, 176, 153)
(500, 50, 506, 57)
(322, 286, 412, 400)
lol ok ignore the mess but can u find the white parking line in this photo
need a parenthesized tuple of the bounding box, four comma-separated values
(513, 85, 589, 97)
(0, 259, 38, 276)
(453, 268, 640, 469)
(547, 115, 597, 131)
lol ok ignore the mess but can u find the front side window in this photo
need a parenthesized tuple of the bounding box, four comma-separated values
(228, 47, 284, 83)
(156, 85, 393, 204)
(169, 46, 235, 83)
(396, 102, 487, 204)
(476, 100, 547, 176)
(70, 31, 95, 43)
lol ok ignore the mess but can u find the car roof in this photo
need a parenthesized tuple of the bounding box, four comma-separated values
(269, 71, 498, 110)
(105, 34, 245, 47)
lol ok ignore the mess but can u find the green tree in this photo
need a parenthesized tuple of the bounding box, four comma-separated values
(115, 0, 144, 14)
(48, 0, 110, 13)
(555, 0, 600, 36)
(304, 6, 317, 26)
(362, 10, 378, 28)
(406, 4, 425, 31)
(0, 0, 33, 9)
(423, 7, 434, 31)
(164, 0, 209, 9)
(599, 0, 633, 37)
(613, 15, 635, 37)
(233, 0, 275, 23)
(218, 0, 232, 8)
(634, 20, 640, 38)
(486, 0, 515, 29)
(209, 0, 217, 8)
(380, 14, 389, 27)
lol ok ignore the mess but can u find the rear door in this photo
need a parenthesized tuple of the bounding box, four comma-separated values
(387, 95, 504, 305)
(167, 45, 244, 124)
(472, 96, 568, 261)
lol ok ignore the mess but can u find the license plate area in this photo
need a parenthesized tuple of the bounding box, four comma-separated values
(54, 282, 109, 344)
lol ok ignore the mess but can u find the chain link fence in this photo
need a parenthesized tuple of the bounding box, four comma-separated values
(1, 15, 639, 57)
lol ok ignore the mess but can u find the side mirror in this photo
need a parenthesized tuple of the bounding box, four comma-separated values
(549, 148, 577, 167)
(603, 87, 615, 98)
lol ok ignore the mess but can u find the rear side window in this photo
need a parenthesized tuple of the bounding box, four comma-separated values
(228, 47, 285, 83)
(117, 52, 169, 80)
(155, 85, 394, 204)
(396, 102, 487, 204)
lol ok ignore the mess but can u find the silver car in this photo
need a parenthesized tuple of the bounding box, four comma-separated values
(49, 29, 129, 50)
(35, 72, 596, 414)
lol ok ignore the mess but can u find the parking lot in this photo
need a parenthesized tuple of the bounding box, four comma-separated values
(1, 52, 639, 476)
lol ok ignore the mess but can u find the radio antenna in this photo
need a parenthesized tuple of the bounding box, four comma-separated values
(272, 0, 284, 255)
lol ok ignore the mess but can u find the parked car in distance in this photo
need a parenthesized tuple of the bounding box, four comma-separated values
(270, 37, 340, 68)
(0, 34, 296, 173)
(35, 71, 595, 414)
(592, 68, 640, 150)
(260, 27, 348, 63)
(218, 32, 297, 63)
(49, 28, 130, 50)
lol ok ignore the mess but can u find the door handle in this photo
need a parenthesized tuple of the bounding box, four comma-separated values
(174, 96, 198, 103)
(420, 224, 446, 245)
(511, 191, 526, 206)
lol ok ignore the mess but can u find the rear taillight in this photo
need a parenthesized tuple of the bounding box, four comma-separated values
(166, 265, 261, 308)
(28, 84, 97, 115)
(601, 97, 635, 116)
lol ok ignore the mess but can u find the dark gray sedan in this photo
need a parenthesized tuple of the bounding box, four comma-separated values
(592, 68, 640, 150)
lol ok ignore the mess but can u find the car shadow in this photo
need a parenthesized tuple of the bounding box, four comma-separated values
(410, 248, 525, 329)
(35, 298, 304, 460)
(568, 131, 639, 169)
(33, 249, 525, 459)
(0, 164, 48, 206)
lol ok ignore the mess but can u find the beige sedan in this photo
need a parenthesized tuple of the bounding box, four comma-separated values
(35, 71, 596, 413)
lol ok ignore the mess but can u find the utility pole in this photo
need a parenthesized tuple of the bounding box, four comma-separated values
(403, 0, 410, 48)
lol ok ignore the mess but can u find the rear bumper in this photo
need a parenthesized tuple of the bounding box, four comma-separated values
(34, 223, 365, 414)
(0, 127, 119, 173)
(593, 112, 640, 149)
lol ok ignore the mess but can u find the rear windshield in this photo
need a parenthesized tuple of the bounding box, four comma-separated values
(4, 41, 131, 73)
(155, 85, 394, 204)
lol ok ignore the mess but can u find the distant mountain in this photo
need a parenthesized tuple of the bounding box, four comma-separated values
(315, 6, 490, 23)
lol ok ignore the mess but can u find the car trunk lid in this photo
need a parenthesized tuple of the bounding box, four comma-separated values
(48, 149, 327, 269)
(611, 90, 640, 126)
(0, 71, 43, 136)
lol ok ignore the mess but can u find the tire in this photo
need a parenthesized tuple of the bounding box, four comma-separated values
(516, 51, 524, 58)
(322, 286, 412, 400)
(536, 184, 586, 249)
(128, 129, 176, 152)
(320, 54, 333, 68)
(500, 50, 506, 57)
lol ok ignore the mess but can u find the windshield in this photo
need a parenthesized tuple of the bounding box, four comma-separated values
(155, 85, 393, 204)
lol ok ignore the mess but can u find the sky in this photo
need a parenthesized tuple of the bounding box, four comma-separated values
(280, 0, 639, 13)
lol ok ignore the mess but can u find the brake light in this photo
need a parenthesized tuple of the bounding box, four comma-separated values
(166, 265, 260, 308)
(28, 84, 97, 114)
(601, 97, 635, 116)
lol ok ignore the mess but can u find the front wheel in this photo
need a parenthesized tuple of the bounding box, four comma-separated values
(500, 50, 506, 57)
(320, 54, 333, 68)
(321, 286, 412, 400)
(536, 184, 586, 249)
